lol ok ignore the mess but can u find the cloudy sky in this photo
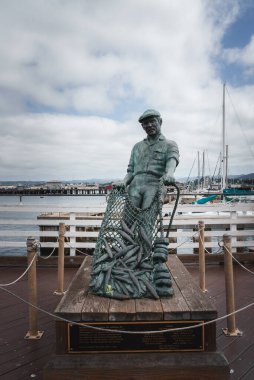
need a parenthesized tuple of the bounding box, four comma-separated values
(0, 0, 254, 181)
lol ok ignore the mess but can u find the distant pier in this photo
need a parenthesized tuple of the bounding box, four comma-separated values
(0, 183, 111, 196)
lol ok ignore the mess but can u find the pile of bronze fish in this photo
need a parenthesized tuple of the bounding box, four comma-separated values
(90, 220, 174, 299)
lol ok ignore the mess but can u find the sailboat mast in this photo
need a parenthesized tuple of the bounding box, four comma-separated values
(222, 83, 226, 191)
(198, 151, 200, 190)
(225, 144, 228, 188)
(202, 150, 205, 189)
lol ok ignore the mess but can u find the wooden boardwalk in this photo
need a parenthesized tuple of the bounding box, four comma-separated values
(0, 260, 254, 379)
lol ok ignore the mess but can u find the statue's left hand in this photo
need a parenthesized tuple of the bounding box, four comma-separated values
(162, 175, 175, 186)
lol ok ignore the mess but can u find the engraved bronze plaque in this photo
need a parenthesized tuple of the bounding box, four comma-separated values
(68, 321, 204, 353)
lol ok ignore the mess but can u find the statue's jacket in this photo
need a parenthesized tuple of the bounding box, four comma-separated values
(127, 133, 179, 178)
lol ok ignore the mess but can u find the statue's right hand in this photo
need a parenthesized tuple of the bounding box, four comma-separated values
(112, 174, 134, 188)
(124, 173, 134, 186)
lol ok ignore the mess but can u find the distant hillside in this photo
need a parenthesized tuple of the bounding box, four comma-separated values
(236, 173, 254, 180)
(0, 179, 119, 186)
(0, 181, 45, 186)
(177, 173, 254, 182)
(0, 173, 253, 186)
(66, 179, 120, 184)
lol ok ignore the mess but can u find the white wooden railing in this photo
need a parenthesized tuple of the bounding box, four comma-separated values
(0, 203, 254, 256)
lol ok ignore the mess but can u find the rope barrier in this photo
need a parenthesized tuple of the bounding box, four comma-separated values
(39, 237, 59, 260)
(0, 236, 58, 286)
(0, 284, 253, 335)
(1, 224, 253, 335)
(218, 239, 254, 276)
(167, 224, 202, 253)
(198, 234, 223, 255)
(0, 224, 251, 293)
(231, 254, 254, 275)
(64, 239, 92, 256)
(26, 239, 40, 252)
(0, 253, 37, 287)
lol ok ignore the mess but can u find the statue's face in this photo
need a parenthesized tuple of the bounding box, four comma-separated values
(141, 117, 161, 137)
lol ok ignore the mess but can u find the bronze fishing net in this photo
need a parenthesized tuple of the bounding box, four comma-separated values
(89, 184, 173, 299)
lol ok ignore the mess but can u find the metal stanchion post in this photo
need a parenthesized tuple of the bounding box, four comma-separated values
(54, 223, 66, 295)
(198, 220, 207, 292)
(222, 234, 242, 337)
(25, 237, 44, 339)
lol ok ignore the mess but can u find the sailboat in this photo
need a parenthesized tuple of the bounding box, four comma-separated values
(193, 83, 228, 204)
(186, 83, 252, 204)
(221, 84, 254, 201)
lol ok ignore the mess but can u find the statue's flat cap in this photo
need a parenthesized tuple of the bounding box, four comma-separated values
(138, 109, 161, 123)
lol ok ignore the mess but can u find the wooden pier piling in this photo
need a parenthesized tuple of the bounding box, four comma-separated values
(24, 237, 43, 339)
(198, 220, 206, 292)
(54, 223, 66, 295)
(222, 234, 242, 337)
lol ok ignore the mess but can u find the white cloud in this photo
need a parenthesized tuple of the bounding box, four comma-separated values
(223, 36, 254, 76)
(0, 114, 139, 180)
(0, 0, 253, 180)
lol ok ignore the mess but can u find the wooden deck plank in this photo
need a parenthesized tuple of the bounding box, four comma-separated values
(160, 277, 191, 320)
(108, 299, 136, 322)
(0, 266, 76, 380)
(80, 256, 111, 321)
(167, 255, 217, 319)
(54, 256, 90, 321)
(0, 340, 53, 376)
(55, 289, 86, 321)
(240, 364, 254, 380)
(229, 341, 254, 380)
(135, 298, 163, 321)
(187, 262, 254, 377)
(81, 292, 110, 321)
(1, 262, 254, 379)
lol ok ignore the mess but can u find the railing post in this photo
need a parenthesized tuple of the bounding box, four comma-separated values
(222, 234, 242, 336)
(25, 237, 44, 339)
(198, 220, 207, 292)
(230, 210, 237, 254)
(54, 223, 66, 295)
(69, 212, 76, 256)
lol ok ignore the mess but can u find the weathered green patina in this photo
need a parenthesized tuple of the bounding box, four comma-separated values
(89, 110, 179, 299)
(125, 109, 179, 209)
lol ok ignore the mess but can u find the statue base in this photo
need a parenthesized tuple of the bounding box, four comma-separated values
(43, 255, 230, 379)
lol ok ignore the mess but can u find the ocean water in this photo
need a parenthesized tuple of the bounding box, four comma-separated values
(0, 195, 107, 207)
(0, 195, 107, 256)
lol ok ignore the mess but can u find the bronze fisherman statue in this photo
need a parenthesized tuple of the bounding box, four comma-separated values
(122, 109, 179, 208)
(89, 109, 179, 299)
